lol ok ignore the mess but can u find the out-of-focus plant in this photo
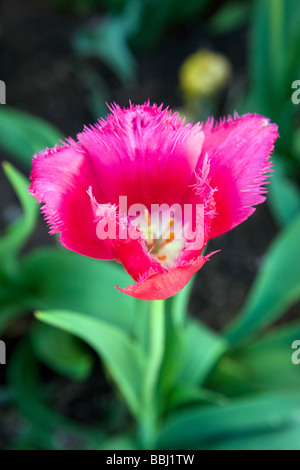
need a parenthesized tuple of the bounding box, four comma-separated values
(0, 107, 63, 171)
(179, 49, 232, 121)
(66, 0, 248, 119)
(72, 1, 140, 84)
(71, 0, 212, 85)
(179, 50, 232, 99)
(208, 1, 251, 36)
(233, 0, 300, 229)
(78, 65, 112, 120)
(240, 0, 300, 171)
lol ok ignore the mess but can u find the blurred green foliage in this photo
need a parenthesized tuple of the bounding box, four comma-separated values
(244, 0, 300, 227)
(71, 0, 212, 84)
(1, 0, 300, 451)
(208, 1, 250, 36)
(0, 107, 63, 171)
(240, 0, 300, 174)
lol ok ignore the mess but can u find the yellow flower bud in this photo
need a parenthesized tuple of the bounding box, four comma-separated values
(179, 50, 232, 98)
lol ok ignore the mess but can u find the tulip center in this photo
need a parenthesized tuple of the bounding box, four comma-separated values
(140, 209, 184, 267)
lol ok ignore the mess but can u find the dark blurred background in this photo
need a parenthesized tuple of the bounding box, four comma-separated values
(1, 0, 300, 450)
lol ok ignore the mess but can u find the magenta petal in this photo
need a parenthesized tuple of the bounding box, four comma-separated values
(115, 234, 165, 282)
(116, 255, 214, 300)
(29, 103, 279, 301)
(200, 114, 279, 238)
(29, 142, 114, 259)
(78, 103, 204, 207)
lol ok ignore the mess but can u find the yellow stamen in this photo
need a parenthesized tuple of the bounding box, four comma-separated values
(168, 218, 175, 229)
(157, 255, 167, 261)
(166, 231, 175, 243)
(144, 208, 151, 227)
(160, 218, 175, 244)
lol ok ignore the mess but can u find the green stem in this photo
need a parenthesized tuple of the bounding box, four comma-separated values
(140, 299, 165, 449)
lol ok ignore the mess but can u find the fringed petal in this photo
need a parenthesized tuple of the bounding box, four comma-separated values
(116, 253, 216, 300)
(199, 113, 278, 238)
(78, 103, 205, 207)
(29, 142, 115, 259)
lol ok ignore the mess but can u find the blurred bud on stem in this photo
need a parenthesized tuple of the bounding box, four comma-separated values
(178, 50, 232, 122)
(179, 49, 232, 99)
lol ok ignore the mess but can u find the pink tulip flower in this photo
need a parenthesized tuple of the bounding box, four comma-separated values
(29, 102, 278, 300)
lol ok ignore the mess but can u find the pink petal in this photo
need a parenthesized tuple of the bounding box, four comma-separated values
(116, 254, 215, 300)
(115, 234, 165, 281)
(78, 103, 204, 208)
(179, 153, 217, 263)
(199, 114, 279, 238)
(29, 142, 114, 259)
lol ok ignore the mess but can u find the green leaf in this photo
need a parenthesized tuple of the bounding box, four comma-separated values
(8, 339, 104, 450)
(268, 157, 300, 227)
(225, 214, 300, 345)
(206, 355, 259, 397)
(170, 276, 194, 327)
(177, 319, 226, 386)
(249, 0, 287, 110)
(208, 422, 300, 450)
(0, 163, 39, 273)
(240, 0, 300, 160)
(0, 306, 26, 335)
(161, 318, 226, 397)
(20, 247, 137, 334)
(233, 320, 300, 391)
(31, 321, 94, 381)
(168, 385, 227, 409)
(0, 106, 63, 169)
(209, 1, 251, 36)
(293, 129, 300, 164)
(99, 434, 139, 450)
(78, 66, 111, 120)
(36, 310, 146, 418)
(282, 0, 300, 87)
(158, 392, 300, 449)
(72, 1, 141, 84)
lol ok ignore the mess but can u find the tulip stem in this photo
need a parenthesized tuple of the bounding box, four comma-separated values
(140, 299, 165, 449)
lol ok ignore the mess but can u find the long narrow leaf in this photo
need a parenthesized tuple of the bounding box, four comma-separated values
(225, 214, 300, 345)
(0, 106, 63, 169)
(36, 310, 146, 418)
